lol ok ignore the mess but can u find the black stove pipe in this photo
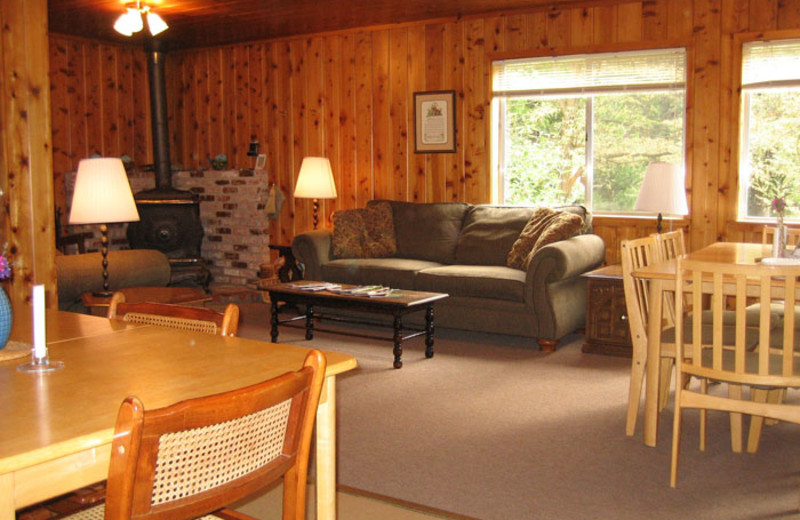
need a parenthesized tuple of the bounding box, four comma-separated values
(146, 39, 174, 193)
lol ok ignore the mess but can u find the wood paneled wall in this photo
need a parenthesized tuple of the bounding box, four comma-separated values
(2, 0, 57, 311)
(48, 36, 152, 229)
(48, 0, 800, 264)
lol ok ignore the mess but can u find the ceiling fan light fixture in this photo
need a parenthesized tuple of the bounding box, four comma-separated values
(147, 11, 169, 36)
(113, 8, 143, 36)
(113, 2, 168, 37)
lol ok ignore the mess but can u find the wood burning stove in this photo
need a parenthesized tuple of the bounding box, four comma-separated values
(126, 39, 210, 290)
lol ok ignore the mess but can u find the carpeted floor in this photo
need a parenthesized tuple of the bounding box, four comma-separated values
(236, 302, 800, 519)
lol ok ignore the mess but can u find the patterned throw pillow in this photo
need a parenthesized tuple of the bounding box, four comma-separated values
(363, 201, 397, 257)
(526, 212, 584, 266)
(331, 209, 367, 258)
(506, 208, 559, 270)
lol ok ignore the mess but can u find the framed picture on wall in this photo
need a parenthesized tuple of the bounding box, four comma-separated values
(255, 154, 267, 170)
(413, 90, 456, 153)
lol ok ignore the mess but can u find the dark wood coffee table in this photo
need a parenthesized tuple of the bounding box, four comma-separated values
(267, 282, 449, 368)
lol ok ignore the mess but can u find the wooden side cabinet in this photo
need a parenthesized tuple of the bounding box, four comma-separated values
(582, 265, 632, 357)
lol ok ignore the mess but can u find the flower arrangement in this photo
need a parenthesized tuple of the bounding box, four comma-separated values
(772, 197, 787, 225)
(0, 251, 10, 280)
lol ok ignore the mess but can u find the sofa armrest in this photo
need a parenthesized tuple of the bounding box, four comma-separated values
(525, 234, 606, 340)
(292, 229, 333, 281)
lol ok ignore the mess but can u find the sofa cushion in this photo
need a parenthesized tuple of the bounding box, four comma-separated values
(455, 206, 534, 265)
(414, 265, 526, 302)
(363, 201, 397, 257)
(331, 209, 368, 258)
(506, 208, 561, 270)
(374, 200, 469, 264)
(322, 258, 442, 290)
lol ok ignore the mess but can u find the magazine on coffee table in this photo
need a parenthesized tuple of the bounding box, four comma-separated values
(328, 285, 399, 297)
(287, 281, 342, 292)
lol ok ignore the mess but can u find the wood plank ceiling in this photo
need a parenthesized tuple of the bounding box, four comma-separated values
(47, 0, 599, 49)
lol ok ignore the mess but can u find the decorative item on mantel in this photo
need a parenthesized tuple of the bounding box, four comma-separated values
(772, 197, 788, 258)
(209, 153, 228, 170)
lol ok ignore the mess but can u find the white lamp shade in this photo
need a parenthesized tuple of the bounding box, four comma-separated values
(634, 162, 688, 216)
(69, 158, 140, 225)
(293, 157, 338, 199)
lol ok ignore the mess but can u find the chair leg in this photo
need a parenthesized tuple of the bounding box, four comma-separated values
(747, 388, 771, 453)
(765, 388, 786, 426)
(626, 347, 647, 436)
(670, 391, 683, 488)
(659, 358, 674, 411)
(728, 384, 743, 453)
(699, 378, 708, 452)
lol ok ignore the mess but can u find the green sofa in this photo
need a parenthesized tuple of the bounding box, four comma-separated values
(292, 201, 606, 351)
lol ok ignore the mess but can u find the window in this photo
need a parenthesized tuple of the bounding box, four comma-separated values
(739, 39, 800, 220)
(493, 48, 687, 213)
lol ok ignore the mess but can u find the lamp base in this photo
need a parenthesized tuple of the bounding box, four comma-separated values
(91, 290, 114, 298)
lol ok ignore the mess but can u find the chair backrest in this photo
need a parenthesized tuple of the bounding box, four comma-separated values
(108, 292, 240, 337)
(620, 236, 660, 350)
(652, 229, 687, 325)
(103, 350, 327, 520)
(652, 229, 686, 261)
(761, 226, 800, 247)
(675, 259, 800, 400)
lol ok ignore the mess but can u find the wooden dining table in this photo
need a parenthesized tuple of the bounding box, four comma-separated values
(0, 310, 357, 520)
(631, 241, 789, 447)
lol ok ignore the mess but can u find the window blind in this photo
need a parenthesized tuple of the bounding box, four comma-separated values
(493, 48, 686, 97)
(742, 39, 800, 90)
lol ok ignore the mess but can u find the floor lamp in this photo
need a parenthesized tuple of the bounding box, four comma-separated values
(293, 157, 338, 229)
(69, 158, 140, 296)
(634, 162, 688, 232)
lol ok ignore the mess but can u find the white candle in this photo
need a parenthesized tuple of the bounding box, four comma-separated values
(33, 284, 47, 360)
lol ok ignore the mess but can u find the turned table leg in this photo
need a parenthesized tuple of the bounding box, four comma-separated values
(305, 304, 315, 340)
(270, 301, 279, 342)
(393, 315, 403, 369)
(425, 305, 435, 359)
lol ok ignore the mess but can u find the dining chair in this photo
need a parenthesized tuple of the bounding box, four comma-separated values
(670, 259, 800, 496)
(108, 291, 240, 337)
(59, 349, 327, 520)
(621, 236, 665, 436)
(621, 236, 760, 440)
(651, 229, 687, 399)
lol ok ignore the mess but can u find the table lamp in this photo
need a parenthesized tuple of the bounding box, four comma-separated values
(293, 157, 337, 229)
(634, 162, 688, 232)
(69, 158, 140, 296)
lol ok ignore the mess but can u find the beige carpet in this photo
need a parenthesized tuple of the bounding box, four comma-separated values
(236, 303, 800, 519)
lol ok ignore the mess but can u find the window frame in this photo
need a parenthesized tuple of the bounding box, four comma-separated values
(734, 31, 800, 223)
(490, 43, 690, 219)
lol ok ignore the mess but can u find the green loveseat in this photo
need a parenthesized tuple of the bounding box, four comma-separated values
(292, 201, 605, 351)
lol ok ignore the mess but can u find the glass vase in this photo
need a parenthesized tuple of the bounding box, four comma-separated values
(0, 287, 12, 350)
(772, 223, 788, 258)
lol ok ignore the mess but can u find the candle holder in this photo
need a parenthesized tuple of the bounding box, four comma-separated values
(17, 349, 64, 373)
(17, 285, 64, 373)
